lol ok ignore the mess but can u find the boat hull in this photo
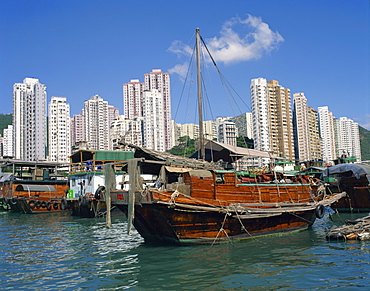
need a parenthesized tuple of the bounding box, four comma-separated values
(0, 180, 69, 214)
(68, 198, 120, 218)
(329, 175, 370, 212)
(117, 203, 317, 245)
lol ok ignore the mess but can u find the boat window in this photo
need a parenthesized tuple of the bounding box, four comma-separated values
(215, 173, 224, 184)
(71, 178, 76, 186)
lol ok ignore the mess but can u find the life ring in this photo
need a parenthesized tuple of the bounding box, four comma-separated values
(40, 201, 47, 208)
(315, 204, 325, 219)
(94, 186, 105, 200)
(28, 200, 36, 209)
(60, 198, 68, 210)
(35, 201, 41, 209)
(53, 202, 59, 210)
(11, 197, 17, 205)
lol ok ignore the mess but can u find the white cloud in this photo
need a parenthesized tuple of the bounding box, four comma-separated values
(354, 113, 370, 131)
(168, 14, 284, 74)
(168, 62, 189, 81)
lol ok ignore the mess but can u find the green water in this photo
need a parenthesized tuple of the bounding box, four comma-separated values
(1, 210, 369, 290)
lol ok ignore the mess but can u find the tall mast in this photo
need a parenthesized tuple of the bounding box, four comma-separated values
(196, 28, 205, 160)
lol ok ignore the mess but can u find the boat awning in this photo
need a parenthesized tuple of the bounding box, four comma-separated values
(165, 166, 193, 173)
(189, 170, 213, 177)
(15, 184, 56, 192)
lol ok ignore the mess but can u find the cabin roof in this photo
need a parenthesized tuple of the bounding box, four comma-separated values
(197, 140, 282, 163)
(129, 144, 222, 170)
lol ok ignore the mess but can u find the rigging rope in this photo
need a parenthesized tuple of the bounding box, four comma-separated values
(211, 211, 233, 246)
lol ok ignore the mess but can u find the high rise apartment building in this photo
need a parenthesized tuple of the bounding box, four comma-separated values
(142, 89, 166, 152)
(233, 112, 253, 139)
(123, 79, 143, 119)
(110, 115, 143, 150)
(48, 97, 71, 163)
(250, 78, 295, 160)
(293, 93, 310, 162)
(250, 78, 270, 153)
(144, 69, 172, 150)
(108, 105, 120, 125)
(70, 110, 85, 148)
(335, 117, 361, 161)
(3, 125, 13, 157)
(203, 120, 217, 141)
(84, 95, 109, 151)
(307, 107, 322, 161)
(318, 106, 337, 164)
(123, 69, 173, 151)
(172, 120, 217, 146)
(13, 78, 47, 161)
(171, 121, 181, 146)
(216, 117, 237, 146)
(0, 136, 2, 157)
(108, 105, 120, 150)
(179, 123, 199, 140)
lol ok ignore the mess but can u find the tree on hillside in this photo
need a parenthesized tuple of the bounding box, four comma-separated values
(236, 136, 254, 149)
(360, 126, 370, 161)
(0, 114, 12, 136)
(168, 136, 197, 157)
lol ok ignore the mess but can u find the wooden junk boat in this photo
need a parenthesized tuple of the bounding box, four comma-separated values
(321, 163, 370, 212)
(0, 159, 69, 213)
(98, 28, 345, 245)
(103, 146, 346, 245)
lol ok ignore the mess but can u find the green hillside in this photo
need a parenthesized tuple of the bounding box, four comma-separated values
(0, 114, 12, 136)
(360, 126, 370, 161)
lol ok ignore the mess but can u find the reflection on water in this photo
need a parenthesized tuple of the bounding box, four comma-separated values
(1, 211, 370, 290)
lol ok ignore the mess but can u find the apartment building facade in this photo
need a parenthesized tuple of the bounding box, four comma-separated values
(48, 97, 71, 163)
(335, 117, 361, 161)
(12, 78, 47, 161)
(318, 106, 337, 164)
(250, 78, 295, 160)
(84, 95, 109, 151)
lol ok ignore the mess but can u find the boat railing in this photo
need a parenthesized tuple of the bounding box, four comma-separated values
(69, 160, 128, 174)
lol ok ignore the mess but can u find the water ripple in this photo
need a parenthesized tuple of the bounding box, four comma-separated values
(1, 212, 370, 290)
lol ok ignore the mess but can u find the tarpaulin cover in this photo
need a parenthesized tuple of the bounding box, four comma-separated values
(321, 164, 370, 179)
(0, 174, 13, 182)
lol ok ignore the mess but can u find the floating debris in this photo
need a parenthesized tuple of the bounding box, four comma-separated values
(326, 215, 370, 241)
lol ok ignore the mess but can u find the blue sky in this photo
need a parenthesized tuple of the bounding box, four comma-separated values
(1, 0, 369, 130)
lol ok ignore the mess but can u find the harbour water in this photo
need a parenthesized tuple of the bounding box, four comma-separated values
(1, 210, 370, 290)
